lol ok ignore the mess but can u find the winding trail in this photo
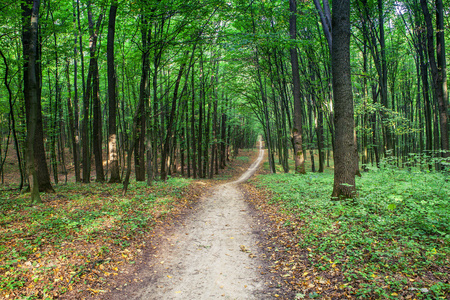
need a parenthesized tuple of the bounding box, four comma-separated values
(110, 143, 266, 299)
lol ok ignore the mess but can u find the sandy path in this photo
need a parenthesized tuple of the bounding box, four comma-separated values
(110, 144, 266, 299)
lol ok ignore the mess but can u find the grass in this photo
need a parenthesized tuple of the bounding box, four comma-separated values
(252, 160, 450, 299)
(0, 177, 194, 299)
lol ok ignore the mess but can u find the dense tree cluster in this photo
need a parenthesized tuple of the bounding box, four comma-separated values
(0, 0, 448, 200)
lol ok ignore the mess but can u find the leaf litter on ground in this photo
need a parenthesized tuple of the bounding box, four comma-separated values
(0, 149, 260, 300)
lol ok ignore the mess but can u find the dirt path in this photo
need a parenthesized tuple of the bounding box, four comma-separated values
(109, 144, 267, 299)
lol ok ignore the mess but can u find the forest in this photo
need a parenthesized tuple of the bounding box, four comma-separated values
(0, 0, 449, 299)
(0, 0, 449, 197)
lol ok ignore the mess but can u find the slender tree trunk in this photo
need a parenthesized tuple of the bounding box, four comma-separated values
(378, 0, 391, 153)
(88, 2, 104, 182)
(66, 61, 79, 183)
(418, 30, 433, 163)
(92, 60, 104, 182)
(191, 67, 197, 178)
(371, 84, 380, 167)
(435, 0, 448, 159)
(205, 93, 211, 178)
(107, 2, 120, 183)
(71, 1, 81, 182)
(181, 125, 185, 176)
(161, 61, 186, 181)
(78, 0, 92, 183)
(186, 103, 191, 177)
(198, 72, 204, 178)
(220, 109, 227, 169)
(1, 50, 24, 189)
(289, 0, 306, 174)
(135, 15, 151, 182)
(316, 107, 325, 172)
(420, 0, 449, 161)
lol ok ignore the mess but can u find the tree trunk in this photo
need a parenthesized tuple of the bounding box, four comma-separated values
(22, 0, 42, 203)
(88, 2, 104, 182)
(417, 29, 433, 164)
(66, 61, 80, 184)
(220, 109, 227, 169)
(71, 0, 81, 182)
(92, 61, 104, 182)
(420, 0, 449, 161)
(25, 0, 54, 193)
(107, 2, 120, 183)
(161, 61, 186, 181)
(1, 50, 25, 189)
(331, 0, 357, 199)
(289, 0, 306, 174)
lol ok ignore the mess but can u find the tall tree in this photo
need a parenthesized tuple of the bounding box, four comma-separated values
(331, 0, 357, 199)
(22, 0, 42, 202)
(289, 0, 306, 174)
(107, 1, 120, 183)
(71, 0, 81, 182)
(88, 1, 104, 182)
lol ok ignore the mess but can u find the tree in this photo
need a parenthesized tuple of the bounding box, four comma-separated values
(420, 0, 449, 162)
(289, 0, 306, 174)
(107, 1, 120, 183)
(22, 0, 42, 203)
(88, 0, 104, 182)
(21, 0, 54, 193)
(331, 0, 357, 199)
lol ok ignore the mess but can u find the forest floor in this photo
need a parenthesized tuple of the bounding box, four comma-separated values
(1, 145, 449, 299)
(1, 147, 298, 299)
(101, 145, 279, 299)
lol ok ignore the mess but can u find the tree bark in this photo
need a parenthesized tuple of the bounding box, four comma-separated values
(420, 0, 449, 160)
(88, 2, 104, 182)
(191, 67, 197, 178)
(107, 2, 120, 183)
(22, 0, 42, 203)
(331, 0, 357, 199)
(289, 0, 306, 174)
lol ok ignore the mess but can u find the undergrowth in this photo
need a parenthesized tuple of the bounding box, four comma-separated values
(0, 177, 192, 299)
(253, 165, 449, 299)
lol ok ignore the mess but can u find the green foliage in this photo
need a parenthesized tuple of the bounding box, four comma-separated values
(253, 167, 450, 298)
(0, 178, 193, 295)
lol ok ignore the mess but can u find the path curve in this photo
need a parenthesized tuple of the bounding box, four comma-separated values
(110, 143, 266, 299)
